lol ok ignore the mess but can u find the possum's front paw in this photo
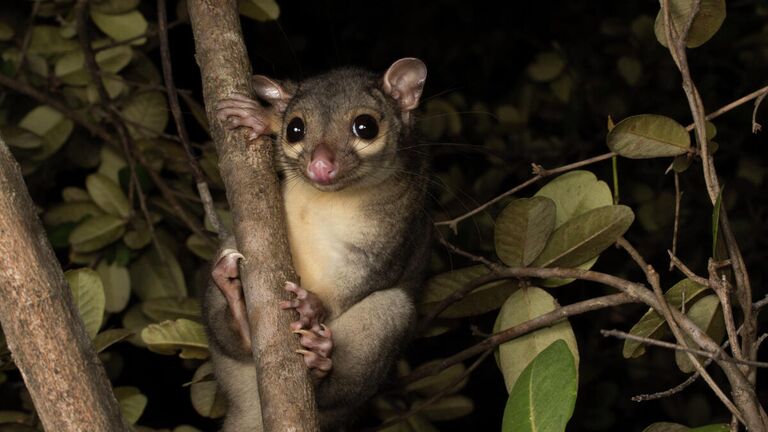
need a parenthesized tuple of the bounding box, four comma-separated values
(280, 281, 333, 378)
(211, 249, 251, 351)
(216, 93, 271, 140)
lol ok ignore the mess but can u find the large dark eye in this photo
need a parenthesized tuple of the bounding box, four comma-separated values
(286, 117, 305, 143)
(351, 114, 379, 140)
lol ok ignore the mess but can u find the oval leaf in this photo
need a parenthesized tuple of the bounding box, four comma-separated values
(531, 205, 634, 269)
(420, 395, 474, 422)
(495, 287, 579, 392)
(238, 0, 280, 21)
(608, 114, 690, 159)
(18, 105, 74, 160)
(419, 265, 517, 318)
(190, 362, 227, 418)
(406, 361, 467, 397)
(64, 268, 106, 339)
(86, 173, 131, 218)
(130, 245, 188, 300)
(675, 294, 725, 373)
(142, 297, 202, 322)
(44, 202, 103, 226)
(534, 170, 613, 228)
(623, 279, 709, 358)
(501, 340, 577, 432)
(69, 214, 127, 252)
(91, 10, 148, 45)
(654, 0, 726, 48)
(93, 328, 133, 353)
(141, 318, 208, 359)
(96, 260, 131, 313)
(495, 197, 556, 267)
(114, 386, 147, 425)
(121, 91, 169, 139)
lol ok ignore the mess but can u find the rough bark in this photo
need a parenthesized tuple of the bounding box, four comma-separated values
(187, 0, 319, 430)
(0, 137, 128, 432)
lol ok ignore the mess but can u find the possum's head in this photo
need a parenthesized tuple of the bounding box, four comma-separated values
(254, 58, 427, 192)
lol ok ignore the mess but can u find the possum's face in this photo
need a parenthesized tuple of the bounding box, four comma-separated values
(264, 59, 427, 192)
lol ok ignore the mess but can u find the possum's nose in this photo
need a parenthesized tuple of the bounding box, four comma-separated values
(308, 143, 337, 185)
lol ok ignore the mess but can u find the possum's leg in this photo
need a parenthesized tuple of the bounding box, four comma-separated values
(209, 348, 263, 432)
(316, 287, 416, 430)
(280, 282, 333, 378)
(211, 248, 251, 351)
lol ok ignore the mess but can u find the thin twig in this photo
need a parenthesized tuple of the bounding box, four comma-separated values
(157, 0, 221, 240)
(708, 259, 743, 361)
(668, 251, 710, 287)
(373, 349, 493, 431)
(669, 172, 681, 271)
(434, 152, 616, 232)
(405, 292, 635, 385)
(601, 330, 767, 369)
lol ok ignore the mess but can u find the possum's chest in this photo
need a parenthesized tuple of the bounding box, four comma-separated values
(283, 182, 374, 313)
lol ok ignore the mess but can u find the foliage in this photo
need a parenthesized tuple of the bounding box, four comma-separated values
(0, 0, 765, 431)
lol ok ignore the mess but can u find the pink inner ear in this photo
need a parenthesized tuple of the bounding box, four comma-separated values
(383, 58, 427, 112)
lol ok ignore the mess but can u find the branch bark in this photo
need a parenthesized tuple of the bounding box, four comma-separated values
(187, 0, 319, 430)
(0, 137, 128, 432)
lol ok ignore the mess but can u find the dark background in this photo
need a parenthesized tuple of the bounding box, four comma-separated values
(2, 0, 767, 431)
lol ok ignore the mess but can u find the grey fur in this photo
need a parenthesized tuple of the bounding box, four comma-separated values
(204, 59, 430, 431)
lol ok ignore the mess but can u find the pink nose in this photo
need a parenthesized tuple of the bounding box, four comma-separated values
(307, 144, 336, 185)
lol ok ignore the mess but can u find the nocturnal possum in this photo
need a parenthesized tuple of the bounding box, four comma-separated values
(203, 58, 431, 431)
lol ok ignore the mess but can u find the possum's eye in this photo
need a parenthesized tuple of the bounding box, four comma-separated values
(286, 117, 305, 143)
(351, 114, 379, 140)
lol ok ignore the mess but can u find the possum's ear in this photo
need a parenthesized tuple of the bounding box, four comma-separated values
(252, 75, 294, 113)
(382, 58, 427, 112)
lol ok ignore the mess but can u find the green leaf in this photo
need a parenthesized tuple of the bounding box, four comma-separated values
(142, 297, 201, 322)
(531, 205, 634, 269)
(69, 214, 127, 252)
(98, 145, 128, 183)
(96, 260, 131, 313)
(123, 218, 153, 249)
(0, 21, 14, 41)
(130, 245, 188, 300)
(675, 295, 725, 373)
(44, 202, 104, 226)
(92, 0, 141, 14)
(406, 361, 467, 396)
(495, 197, 556, 267)
(501, 340, 577, 432)
(534, 170, 613, 228)
(608, 114, 690, 159)
(65, 268, 106, 339)
(18, 105, 75, 160)
(495, 288, 579, 392)
(114, 386, 147, 425)
(617, 56, 642, 86)
(91, 10, 148, 45)
(62, 187, 91, 202)
(186, 234, 216, 260)
(526, 51, 566, 83)
(190, 362, 227, 418)
(641, 423, 729, 432)
(623, 279, 709, 358)
(420, 395, 474, 421)
(1, 126, 44, 149)
(141, 319, 209, 359)
(28, 26, 79, 57)
(121, 91, 169, 139)
(86, 173, 131, 218)
(654, 0, 726, 48)
(93, 328, 133, 352)
(122, 304, 152, 346)
(419, 265, 517, 318)
(238, 0, 280, 21)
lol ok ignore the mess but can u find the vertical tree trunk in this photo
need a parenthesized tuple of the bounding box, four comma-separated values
(0, 137, 128, 432)
(187, 0, 319, 430)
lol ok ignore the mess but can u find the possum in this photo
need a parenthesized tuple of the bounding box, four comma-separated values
(203, 58, 431, 431)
